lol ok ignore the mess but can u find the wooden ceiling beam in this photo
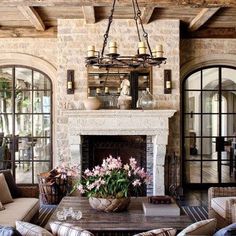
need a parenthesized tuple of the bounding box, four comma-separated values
(141, 7, 155, 24)
(0, 26, 56, 37)
(0, 0, 234, 7)
(182, 27, 236, 38)
(188, 7, 220, 31)
(82, 6, 95, 24)
(17, 6, 45, 31)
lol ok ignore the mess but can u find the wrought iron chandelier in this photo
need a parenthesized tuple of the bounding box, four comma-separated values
(85, 0, 167, 69)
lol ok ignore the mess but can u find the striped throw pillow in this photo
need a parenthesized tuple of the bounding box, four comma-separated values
(50, 221, 94, 236)
(177, 218, 217, 236)
(133, 228, 177, 236)
(16, 221, 53, 236)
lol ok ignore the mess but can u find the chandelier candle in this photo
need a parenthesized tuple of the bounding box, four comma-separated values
(138, 41, 146, 54)
(88, 45, 95, 57)
(155, 44, 164, 58)
(109, 41, 117, 54)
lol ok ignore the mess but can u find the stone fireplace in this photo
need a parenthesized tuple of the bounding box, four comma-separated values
(65, 109, 176, 196)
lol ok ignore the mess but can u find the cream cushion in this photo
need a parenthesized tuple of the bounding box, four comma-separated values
(50, 221, 94, 236)
(0, 201, 4, 211)
(133, 228, 176, 236)
(0, 173, 13, 204)
(211, 197, 236, 218)
(16, 221, 53, 236)
(177, 218, 216, 236)
(0, 197, 39, 227)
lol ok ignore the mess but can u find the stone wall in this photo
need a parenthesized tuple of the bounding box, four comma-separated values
(0, 39, 57, 66)
(57, 19, 180, 164)
(0, 20, 181, 180)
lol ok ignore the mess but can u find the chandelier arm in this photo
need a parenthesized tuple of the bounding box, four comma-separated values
(134, 0, 153, 57)
(131, 0, 141, 43)
(101, 0, 117, 57)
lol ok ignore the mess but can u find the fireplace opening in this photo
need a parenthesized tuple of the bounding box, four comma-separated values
(81, 135, 150, 196)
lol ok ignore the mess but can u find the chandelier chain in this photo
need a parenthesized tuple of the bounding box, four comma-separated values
(134, 0, 152, 56)
(85, 0, 166, 68)
(101, 0, 116, 57)
(132, 0, 141, 42)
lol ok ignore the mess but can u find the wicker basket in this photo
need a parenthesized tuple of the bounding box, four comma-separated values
(38, 172, 71, 205)
(89, 197, 130, 212)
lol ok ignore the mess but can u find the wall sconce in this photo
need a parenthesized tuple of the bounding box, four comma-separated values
(164, 69, 172, 94)
(67, 70, 74, 94)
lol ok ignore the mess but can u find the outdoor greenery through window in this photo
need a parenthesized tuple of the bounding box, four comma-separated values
(0, 66, 52, 184)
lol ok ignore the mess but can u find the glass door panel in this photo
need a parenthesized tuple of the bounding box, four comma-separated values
(183, 66, 236, 186)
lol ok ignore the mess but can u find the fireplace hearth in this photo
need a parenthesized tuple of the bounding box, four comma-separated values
(65, 109, 176, 196)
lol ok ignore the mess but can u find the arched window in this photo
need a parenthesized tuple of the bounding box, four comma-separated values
(182, 66, 236, 187)
(0, 66, 52, 184)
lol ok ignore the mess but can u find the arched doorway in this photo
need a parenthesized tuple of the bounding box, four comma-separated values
(182, 66, 236, 187)
(0, 66, 53, 184)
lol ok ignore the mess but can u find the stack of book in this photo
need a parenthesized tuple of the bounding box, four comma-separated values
(142, 196, 180, 216)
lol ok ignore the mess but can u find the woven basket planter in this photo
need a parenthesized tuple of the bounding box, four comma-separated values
(89, 197, 130, 212)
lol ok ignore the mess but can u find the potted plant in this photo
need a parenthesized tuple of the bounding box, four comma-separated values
(72, 156, 150, 212)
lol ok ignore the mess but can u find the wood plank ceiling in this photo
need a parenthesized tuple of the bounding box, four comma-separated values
(0, 0, 235, 38)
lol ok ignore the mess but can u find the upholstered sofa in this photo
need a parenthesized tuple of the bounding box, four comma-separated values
(208, 187, 236, 228)
(0, 170, 39, 227)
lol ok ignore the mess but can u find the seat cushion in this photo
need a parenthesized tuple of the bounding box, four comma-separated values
(0, 173, 13, 204)
(0, 200, 5, 211)
(0, 198, 39, 227)
(211, 197, 236, 218)
(0, 170, 20, 198)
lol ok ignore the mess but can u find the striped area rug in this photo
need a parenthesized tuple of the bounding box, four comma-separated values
(182, 205, 208, 222)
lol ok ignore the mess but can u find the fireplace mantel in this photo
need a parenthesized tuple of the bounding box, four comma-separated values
(65, 109, 176, 195)
(64, 109, 176, 135)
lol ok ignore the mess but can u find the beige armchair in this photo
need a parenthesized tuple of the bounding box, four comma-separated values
(208, 187, 236, 228)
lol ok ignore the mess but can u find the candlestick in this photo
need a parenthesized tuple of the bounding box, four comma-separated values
(105, 87, 109, 94)
(96, 88, 101, 94)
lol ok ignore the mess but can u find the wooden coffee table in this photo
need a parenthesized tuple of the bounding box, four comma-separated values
(45, 196, 192, 235)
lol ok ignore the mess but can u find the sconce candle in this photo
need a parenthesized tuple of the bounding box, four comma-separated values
(67, 81, 73, 89)
(164, 69, 172, 94)
(166, 81, 171, 89)
(88, 45, 95, 57)
(67, 70, 74, 94)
